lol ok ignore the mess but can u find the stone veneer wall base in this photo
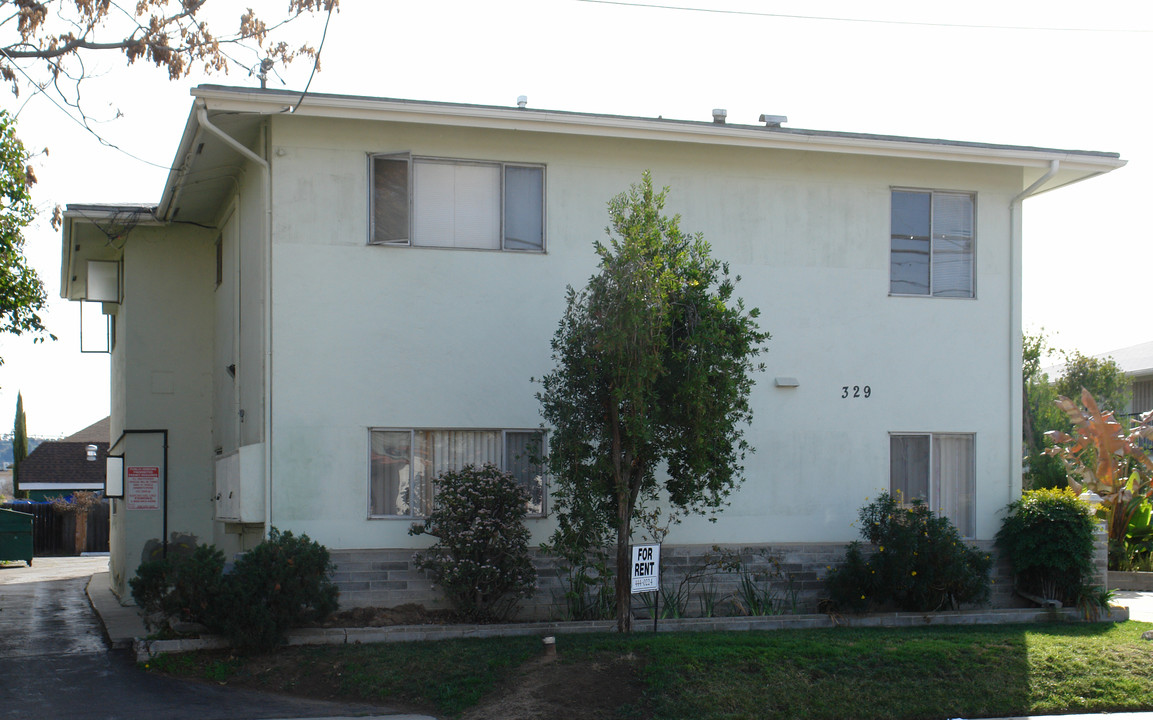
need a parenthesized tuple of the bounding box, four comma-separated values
(328, 532, 1110, 620)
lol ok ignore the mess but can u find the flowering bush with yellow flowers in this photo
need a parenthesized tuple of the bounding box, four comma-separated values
(825, 492, 991, 613)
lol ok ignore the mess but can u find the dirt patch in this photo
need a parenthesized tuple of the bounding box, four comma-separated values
(157, 642, 648, 719)
(461, 652, 648, 720)
(155, 605, 649, 718)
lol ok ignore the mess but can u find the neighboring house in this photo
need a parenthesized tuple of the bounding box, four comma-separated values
(1093, 341, 1153, 417)
(60, 85, 1125, 609)
(14, 417, 110, 501)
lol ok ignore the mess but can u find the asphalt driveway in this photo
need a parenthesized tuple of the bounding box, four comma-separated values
(0, 556, 417, 720)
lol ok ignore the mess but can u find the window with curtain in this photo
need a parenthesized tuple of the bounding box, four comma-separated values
(369, 428, 546, 517)
(370, 155, 545, 251)
(890, 190, 974, 298)
(889, 433, 975, 537)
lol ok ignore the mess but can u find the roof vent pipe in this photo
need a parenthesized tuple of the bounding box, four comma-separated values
(712, 108, 727, 124)
(759, 114, 788, 128)
(517, 95, 527, 109)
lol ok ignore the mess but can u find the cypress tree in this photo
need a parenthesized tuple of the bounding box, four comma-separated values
(13, 392, 27, 497)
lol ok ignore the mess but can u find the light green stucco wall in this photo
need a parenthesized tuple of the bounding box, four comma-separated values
(257, 115, 1022, 551)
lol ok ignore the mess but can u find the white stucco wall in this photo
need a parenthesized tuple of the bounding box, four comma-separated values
(256, 115, 1023, 551)
(106, 225, 219, 597)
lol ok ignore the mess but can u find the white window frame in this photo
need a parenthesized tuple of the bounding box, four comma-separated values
(889, 188, 976, 298)
(888, 432, 976, 538)
(368, 154, 546, 252)
(367, 427, 547, 519)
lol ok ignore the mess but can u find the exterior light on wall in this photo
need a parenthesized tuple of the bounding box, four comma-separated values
(774, 377, 800, 388)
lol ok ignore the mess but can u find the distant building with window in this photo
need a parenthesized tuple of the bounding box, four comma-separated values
(1090, 341, 1153, 417)
(60, 86, 1124, 610)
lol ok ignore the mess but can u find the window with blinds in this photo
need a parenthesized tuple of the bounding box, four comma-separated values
(890, 189, 974, 298)
(370, 154, 545, 252)
(889, 433, 975, 538)
(369, 428, 546, 518)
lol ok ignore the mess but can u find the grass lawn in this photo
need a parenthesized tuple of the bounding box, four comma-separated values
(146, 620, 1153, 719)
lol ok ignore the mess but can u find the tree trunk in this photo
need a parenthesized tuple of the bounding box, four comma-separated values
(615, 498, 632, 633)
(74, 511, 88, 555)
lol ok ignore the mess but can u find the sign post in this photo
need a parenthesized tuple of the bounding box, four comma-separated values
(630, 543, 661, 631)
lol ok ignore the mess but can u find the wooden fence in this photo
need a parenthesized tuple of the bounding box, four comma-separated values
(0, 500, 110, 555)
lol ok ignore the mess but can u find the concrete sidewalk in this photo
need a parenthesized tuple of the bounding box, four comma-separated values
(85, 571, 148, 648)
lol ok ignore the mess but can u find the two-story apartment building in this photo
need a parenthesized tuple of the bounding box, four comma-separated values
(60, 85, 1124, 608)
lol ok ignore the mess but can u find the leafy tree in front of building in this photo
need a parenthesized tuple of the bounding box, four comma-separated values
(1022, 332, 1132, 490)
(537, 172, 770, 632)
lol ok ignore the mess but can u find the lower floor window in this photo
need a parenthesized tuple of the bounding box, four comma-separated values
(889, 433, 974, 537)
(369, 429, 545, 518)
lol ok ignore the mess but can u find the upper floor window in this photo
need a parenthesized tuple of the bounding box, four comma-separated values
(890, 190, 974, 298)
(370, 154, 545, 252)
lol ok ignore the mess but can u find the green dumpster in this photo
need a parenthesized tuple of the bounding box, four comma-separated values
(0, 508, 33, 566)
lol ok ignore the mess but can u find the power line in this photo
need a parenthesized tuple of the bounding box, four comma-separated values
(574, 0, 1153, 34)
(0, 50, 172, 170)
(291, 1, 335, 113)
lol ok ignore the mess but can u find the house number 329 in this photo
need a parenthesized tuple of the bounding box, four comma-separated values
(841, 385, 871, 399)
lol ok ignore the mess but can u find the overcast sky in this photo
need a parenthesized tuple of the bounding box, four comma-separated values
(2, 0, 1149, 436)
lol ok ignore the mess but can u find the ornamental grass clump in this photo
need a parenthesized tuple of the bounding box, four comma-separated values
(996, 487, 1098, 605)
(825, 492, 991, 613)
(410, 463, 536, 621)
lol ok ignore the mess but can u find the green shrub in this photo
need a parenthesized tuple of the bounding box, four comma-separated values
(996, 487, 1097, 603)
(129, 528, 338, 651)
(212, 528, 339, 651)
(129, 558, 171, 619)
(825, 493, 992, 612)
(409, 463, 536, 620)
(129, 544, 226, 631)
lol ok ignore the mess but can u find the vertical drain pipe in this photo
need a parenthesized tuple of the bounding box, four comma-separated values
(1009, 159, 1059, 509)
(196, 105, 274, 539)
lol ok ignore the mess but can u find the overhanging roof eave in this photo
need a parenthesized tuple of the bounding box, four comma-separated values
(189, 85, 1126, 174)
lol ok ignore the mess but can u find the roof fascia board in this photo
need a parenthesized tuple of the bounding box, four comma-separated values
(62, 207, 163, 225)
(157, 105, 207, 220)
(192, 87, 1126, 173)
(60, 207, 162, 298)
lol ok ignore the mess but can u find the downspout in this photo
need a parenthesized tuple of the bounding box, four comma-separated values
(1009, 159, 1059, 508)
(196, 104, 275, 540)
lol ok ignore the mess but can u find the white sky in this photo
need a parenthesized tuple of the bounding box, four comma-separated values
(1, 0, 1150, 436)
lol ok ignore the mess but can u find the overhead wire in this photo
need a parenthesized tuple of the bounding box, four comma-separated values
(574, 0, 1153, 34)
(0, 48, 173, 170)
(291, 1, 336, 113)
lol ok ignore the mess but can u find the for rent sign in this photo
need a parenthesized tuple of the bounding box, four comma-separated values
(630, 543, 661, 594)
